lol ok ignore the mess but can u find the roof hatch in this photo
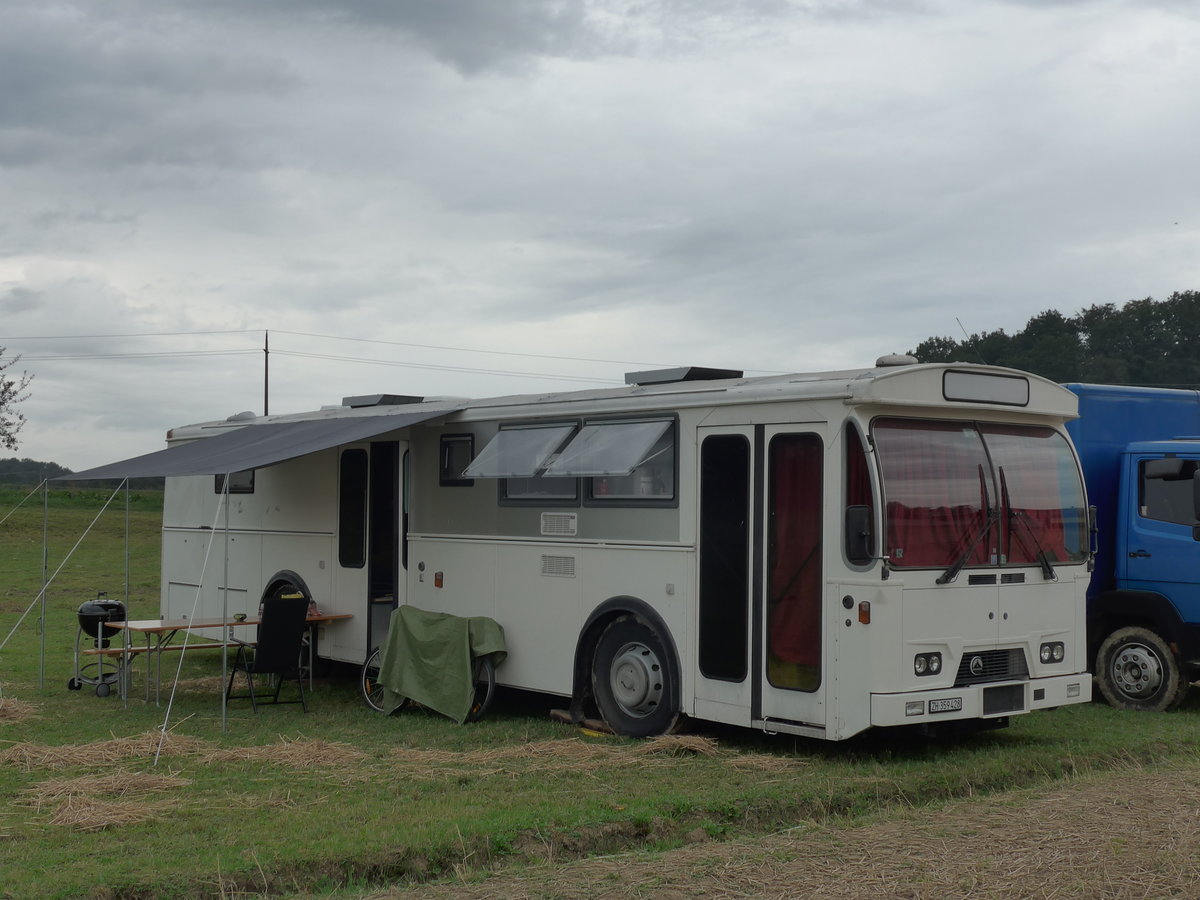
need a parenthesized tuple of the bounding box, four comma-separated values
(624, 366, 743, 386)
(342, 394, 424, 408)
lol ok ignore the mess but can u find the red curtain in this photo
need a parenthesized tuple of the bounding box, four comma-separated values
(875, 421, 993, 569)
(980, 425, 1074, 563)
(767, 435, 823, 668)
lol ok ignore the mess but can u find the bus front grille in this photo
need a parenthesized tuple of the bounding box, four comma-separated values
(954, 648, 1028, 686)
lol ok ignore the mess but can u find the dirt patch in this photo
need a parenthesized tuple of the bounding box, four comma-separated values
(370, 759, 1200, 899)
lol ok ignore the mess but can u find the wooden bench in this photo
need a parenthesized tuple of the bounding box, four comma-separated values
(82, 642, 228, 658)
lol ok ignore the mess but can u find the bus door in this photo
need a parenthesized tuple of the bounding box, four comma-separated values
(695, 427, 754, 725)
(694, 426, 826, 732)
(334, 440, 407, 662)
(758, 427, 826, 731)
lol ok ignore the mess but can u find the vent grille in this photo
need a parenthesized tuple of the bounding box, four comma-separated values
(541, 512, 578, 537)
(541, 555, 576, 578)
(954, 648, 1029, 686)
(983, 683, 1025, 715)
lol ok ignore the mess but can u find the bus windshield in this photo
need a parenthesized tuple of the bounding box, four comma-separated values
(872, 418, 1088, 571)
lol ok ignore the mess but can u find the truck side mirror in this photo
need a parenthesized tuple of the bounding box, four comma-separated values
(845, 505, 874, 564)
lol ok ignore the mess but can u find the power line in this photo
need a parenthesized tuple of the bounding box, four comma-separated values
(272, 349, 621, 384)
(2, 327, 788, 379)
(1, 329, 260, 340)
(270, 329, 676, 369)
(17, 350, 259, 362)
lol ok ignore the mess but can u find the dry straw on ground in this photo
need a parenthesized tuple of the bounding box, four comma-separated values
(0, 696, 37, 723)
(21, 772, 191, 809)
(0, 728, 211, 770)
(46, 795, 168, 832)
(199, 736, 367, 768)
(21, 771, 190, 832)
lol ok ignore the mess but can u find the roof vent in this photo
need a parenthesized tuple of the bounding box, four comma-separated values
(625, 366, 744, 386)
(875, 354, 919, 368)
(226, 411, 256, 422)
(342, 394, 424, 408)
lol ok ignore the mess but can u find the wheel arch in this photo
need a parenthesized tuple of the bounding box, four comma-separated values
(569, 595, 682, 723)
(1088, 590, 1190, 666)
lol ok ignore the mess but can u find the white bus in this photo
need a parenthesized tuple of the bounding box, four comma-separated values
(145, 358, 1092, 739)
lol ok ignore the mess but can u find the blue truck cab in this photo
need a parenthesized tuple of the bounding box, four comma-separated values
(1065, 383, 1200, 710)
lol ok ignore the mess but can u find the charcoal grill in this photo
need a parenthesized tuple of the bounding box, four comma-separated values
(68, 592, 127, 697)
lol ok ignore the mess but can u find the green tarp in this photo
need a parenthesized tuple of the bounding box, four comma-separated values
(378, 605, 507, 724)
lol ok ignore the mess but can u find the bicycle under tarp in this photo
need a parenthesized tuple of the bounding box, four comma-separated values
(360, 605, 505, 724)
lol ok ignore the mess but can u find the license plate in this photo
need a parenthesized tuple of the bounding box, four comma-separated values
(929, 697, 963, 714)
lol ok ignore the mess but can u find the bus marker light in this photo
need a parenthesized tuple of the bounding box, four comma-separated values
(858, 601, 871, 624)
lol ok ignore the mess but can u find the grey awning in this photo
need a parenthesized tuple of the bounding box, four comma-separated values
(59, 407, 458, 481)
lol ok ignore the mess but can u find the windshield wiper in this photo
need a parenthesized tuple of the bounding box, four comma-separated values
(937, 465, 998, 585)
(999, 466, 1056, 581)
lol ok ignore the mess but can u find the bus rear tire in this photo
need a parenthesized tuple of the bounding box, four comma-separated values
(1095, 625, 1188, 712)
(591, 614, 679, 737)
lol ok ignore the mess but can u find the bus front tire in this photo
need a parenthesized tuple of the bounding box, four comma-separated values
(1095, 625, 1188, 712)
(591, 615, 679, 737)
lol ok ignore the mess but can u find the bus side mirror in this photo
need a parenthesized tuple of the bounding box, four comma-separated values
(845, 505, 873, 564)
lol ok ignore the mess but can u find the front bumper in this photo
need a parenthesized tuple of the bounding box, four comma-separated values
(871, 673, 1092, 728)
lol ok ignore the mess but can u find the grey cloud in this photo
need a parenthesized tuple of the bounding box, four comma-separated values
(1, 286, 44, 314)
(0, 3, 296, 169)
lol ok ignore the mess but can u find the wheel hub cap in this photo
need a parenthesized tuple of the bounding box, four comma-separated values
(1112, 643, 1163, 698)
(610, 641, 664, 718)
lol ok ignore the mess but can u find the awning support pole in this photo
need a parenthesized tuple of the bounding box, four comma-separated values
(38, 479, 48, 690)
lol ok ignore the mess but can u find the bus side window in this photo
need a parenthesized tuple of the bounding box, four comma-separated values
(844, 424, 875, 565)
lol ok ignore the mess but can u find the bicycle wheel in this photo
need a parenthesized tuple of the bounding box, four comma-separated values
(465, 655, 497, 722)
(361, 647, 406, 714)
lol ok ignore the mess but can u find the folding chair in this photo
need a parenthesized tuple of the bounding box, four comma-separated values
(225, 593, 310, 712)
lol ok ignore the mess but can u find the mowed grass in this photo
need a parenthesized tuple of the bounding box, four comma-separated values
(2, 486, 1200, 899)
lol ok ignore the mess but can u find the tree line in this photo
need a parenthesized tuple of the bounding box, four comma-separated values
(911, 290, 1200, 387)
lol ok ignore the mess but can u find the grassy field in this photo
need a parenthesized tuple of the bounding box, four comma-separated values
(3, 486, 1200, 899)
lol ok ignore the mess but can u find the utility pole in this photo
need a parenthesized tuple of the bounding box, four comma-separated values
(263, 330, 269, 416)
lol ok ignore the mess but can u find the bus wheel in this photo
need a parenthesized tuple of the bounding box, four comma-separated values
(591, 615, 679, 737)
(1095, 626, 1188, 712)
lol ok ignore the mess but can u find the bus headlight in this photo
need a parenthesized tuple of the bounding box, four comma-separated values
(1040, 642, 1065, 664)
(914, 652, 941, 676)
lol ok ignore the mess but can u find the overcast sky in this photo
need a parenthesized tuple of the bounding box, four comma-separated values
(2, 0, 1198, 472)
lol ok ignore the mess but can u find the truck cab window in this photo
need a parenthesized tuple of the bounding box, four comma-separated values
(1139, 458, 1200, 526)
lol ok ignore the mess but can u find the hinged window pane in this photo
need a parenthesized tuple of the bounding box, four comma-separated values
(463, 424, 575, 478)
(544, 420, 671, 477)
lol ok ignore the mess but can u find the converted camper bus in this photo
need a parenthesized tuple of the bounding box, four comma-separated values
(153, 359, 1092, 739)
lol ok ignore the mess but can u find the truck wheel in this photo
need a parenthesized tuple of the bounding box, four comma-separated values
(1095, 626, 1189, 712)
(591, 615, 680, 737)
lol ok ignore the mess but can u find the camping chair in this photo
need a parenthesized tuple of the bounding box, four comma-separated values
(225, 594, 310, 712)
